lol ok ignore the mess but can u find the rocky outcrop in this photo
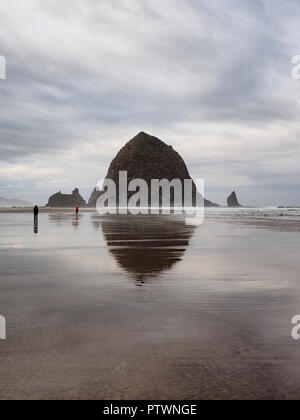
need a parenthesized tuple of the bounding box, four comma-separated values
(227, 191, 242, 207)
(89, 132, 219, 207)
(46, 188, 86, 208)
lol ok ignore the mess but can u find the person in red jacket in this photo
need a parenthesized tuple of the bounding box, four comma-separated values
(75, 206, 79, 216)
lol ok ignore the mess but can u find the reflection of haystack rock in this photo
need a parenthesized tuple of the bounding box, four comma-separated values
(89, 132, 219, 207)
(99, 215, 196, 284)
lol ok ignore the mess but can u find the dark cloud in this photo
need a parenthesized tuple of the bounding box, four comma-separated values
(0, 0, 300, 204)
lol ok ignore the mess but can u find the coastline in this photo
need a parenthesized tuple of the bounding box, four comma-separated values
(0, 207, 96, 213)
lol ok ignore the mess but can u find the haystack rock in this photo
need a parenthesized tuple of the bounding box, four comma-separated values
(227, 191, 242, 208)
(88, 132, 219, 207)
(46, 188, 86, 208)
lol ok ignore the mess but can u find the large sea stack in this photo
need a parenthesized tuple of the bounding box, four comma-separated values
(88, 132, 219, 207)
(227, 191, 242, 208)
(46, 188, 86, 208)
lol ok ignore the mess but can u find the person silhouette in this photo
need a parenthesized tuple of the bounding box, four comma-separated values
(33, 205, 39, 225)
(75, 206, 79, 216)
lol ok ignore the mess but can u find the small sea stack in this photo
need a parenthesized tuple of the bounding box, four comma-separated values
(227, 191, 242, 208)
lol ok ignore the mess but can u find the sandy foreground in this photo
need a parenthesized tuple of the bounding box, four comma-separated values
(0, 210, 300, 400)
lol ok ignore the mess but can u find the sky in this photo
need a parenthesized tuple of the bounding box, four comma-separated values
(0, 0, 300, 206)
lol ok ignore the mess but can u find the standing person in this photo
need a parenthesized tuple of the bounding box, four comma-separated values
(33, 205, 39, 224)
(33, 205, 39, 234)
(75, 206, 79, 216)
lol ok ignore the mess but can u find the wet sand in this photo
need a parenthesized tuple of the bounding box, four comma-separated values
(1, 210, 300, 400)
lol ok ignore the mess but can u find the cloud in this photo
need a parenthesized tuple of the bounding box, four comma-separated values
(0, 0, 300, 204)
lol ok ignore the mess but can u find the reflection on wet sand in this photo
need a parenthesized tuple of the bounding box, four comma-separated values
(96, 215, 196, 284)
(2, 212, 300, 399)
(33, 218, 38, 234)
(33, 221, 39, 234)
(72, 215, 79, 229)
(48, 213, 81, 229)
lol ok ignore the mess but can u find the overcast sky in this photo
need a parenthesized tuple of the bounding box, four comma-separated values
(0, 0, 300, 205)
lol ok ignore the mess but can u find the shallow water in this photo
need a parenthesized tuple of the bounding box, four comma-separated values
(0, 210, 300, 399)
